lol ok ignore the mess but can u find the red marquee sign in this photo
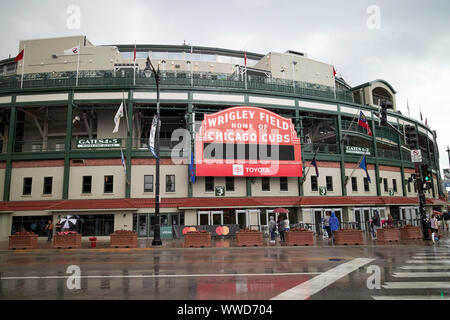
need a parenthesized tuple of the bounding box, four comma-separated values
(195, 106, 303, 177)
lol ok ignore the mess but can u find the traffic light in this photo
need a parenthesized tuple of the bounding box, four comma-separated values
(421, 164, 432, 190)
(404, 125, 417, 149)
(379, 100, 392, 126)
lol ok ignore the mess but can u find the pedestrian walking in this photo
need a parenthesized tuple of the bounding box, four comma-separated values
(444, 211, 450, 231)
(45, 220, 54, 241)
(269, 216, 277, 244)
(329, 211, 339, 240)
(278, 215, 286, 242)
(323, 211, 331, 239)
(371, 210, 381, 239)
(284, 215, 290, 233)
(430, 214, 439, 243)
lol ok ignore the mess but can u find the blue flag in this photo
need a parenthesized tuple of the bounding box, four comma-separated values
(120, 148, 126, 176)
(359, 156, 371, 183)
(189, 151, 196, 184)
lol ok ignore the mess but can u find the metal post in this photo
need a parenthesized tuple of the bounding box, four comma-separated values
(145, 57, 162, 246)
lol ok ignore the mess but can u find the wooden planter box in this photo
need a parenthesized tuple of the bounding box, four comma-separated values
(184, 232, 211, 248)
(8, 234, 38, 250)
(334, 229, 364, 245)
(286, 231, 314, 246)
(400, 226, 422, 240)
(377, 228, 400, 242)
(110, 232, 138, 248)
(53, 233, 82, 249)
(236, 231, 263, 247)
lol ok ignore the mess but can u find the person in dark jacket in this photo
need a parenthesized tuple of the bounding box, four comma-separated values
(329, 211, 339, 239)
(371, 210, 381, 239)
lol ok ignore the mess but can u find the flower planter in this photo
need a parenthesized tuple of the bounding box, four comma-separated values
(184, 232, 211, 248)
(334, 229, 364, 245)
(377, 228, 400, 242)
(110, 231, 138, 248)
(53, 233, 82, 249)
(8, 233, 38, 250)
(286, 230, 314, 246)
(236, 231, 263, 247)
(400, 226, 422, 240)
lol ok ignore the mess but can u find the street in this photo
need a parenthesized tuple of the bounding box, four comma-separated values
(1, 236, 449, 300)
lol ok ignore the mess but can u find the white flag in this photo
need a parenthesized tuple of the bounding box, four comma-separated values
(149, 115, 160, 158)
(64, 45, 80, 55)
(113, 102, 124, 133)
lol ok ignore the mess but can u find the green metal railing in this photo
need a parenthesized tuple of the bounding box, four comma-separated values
(14, 140, 66, 153)
(302, 143, 338, 154)
(0, 70, 354, 103)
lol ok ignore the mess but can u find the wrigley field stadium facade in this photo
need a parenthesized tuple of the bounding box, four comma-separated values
(0, 35, 446, 240)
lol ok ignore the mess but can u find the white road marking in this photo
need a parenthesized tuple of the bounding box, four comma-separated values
(412, 256, 450, 260)
(400, 266, 450, 270)
(393, 272, 450, 278)
(270, 258, 375, 300)
(0, 272, 320, 281)
(372, 295, 450, 300)
(383, 282, 450, 289)
(406, 260, 450, 264)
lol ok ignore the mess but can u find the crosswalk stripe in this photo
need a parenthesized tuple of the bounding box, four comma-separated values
(400, 266, 450, 270)
(383, 282, 450, 289)
(393, 272, 450, 278)
(271, 258, 375, 300)
(412, 256, 450, 259)
(372, 295, 450, 300)
(406, 260, 450, 264)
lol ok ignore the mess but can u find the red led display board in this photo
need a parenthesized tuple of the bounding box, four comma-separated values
(195, 106, 303, 177)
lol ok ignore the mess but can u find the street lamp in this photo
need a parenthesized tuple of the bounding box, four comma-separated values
(144, 56, 162, 246)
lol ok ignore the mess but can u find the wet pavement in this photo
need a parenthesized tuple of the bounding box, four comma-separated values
(0, 232, 449, 300)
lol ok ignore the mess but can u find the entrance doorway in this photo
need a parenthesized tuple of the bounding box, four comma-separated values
(197, 211, 224, 225)
(134, 213, 183, 237)
(313, 208, 343, 235)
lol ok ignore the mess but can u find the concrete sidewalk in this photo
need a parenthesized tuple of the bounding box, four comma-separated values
(2, 230, 449, 252)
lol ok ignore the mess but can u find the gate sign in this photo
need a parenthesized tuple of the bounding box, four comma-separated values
(195, 106, 303, 177)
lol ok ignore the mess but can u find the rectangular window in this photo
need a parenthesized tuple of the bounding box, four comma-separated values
(407, 179, 411, 193)
(104, 175, 114, 193)
(166, 175, 175, 192)
(351, 177, 358, 192)
(326, 176, 333, 191)
(393, 179, 397, 193)
(144, 175, 154, 192)
(262, 177, 270, 191)
(311, 176, 318, 191)
(383, 178, 388, 192)
(280, 177, 288, 191)
(413, 181, 417, 193)
(225, 177, 234, 191)
(82, 176, 92, 194)
(23, 177, 32, 195)
(364, 177, 370, 192)
(205, 177, 214, 192)
(43, 177, 53, 195)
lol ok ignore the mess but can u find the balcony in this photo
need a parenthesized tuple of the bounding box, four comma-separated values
(14, 140, 66, 153)
(302, 143, 338, 154)
(0, 70, 355, 104)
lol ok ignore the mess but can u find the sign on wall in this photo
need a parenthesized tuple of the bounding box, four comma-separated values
(215, 186, 225, 197)
(319, 187, 327, 196)
(345, 146, 371, 155)
(195, 106, 303, 177)
(76, 138, 122, 149)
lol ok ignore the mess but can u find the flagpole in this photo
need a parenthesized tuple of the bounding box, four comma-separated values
(340, 109, 360, 144)
(133, 41, 136, 86)
(122, 91, 129, 133)
(76, 42, 81, 87)
(20, 44, 26, 89)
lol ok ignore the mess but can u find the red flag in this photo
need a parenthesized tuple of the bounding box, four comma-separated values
(15, 49, 24, 62)
(333, 67, 337, 77)
(358, 111, 372, 136)
(244, 51, 247, 67)
(133, 45, 136, 62)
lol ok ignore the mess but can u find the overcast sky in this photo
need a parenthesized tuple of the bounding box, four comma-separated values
(1, 0, 449, 175)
